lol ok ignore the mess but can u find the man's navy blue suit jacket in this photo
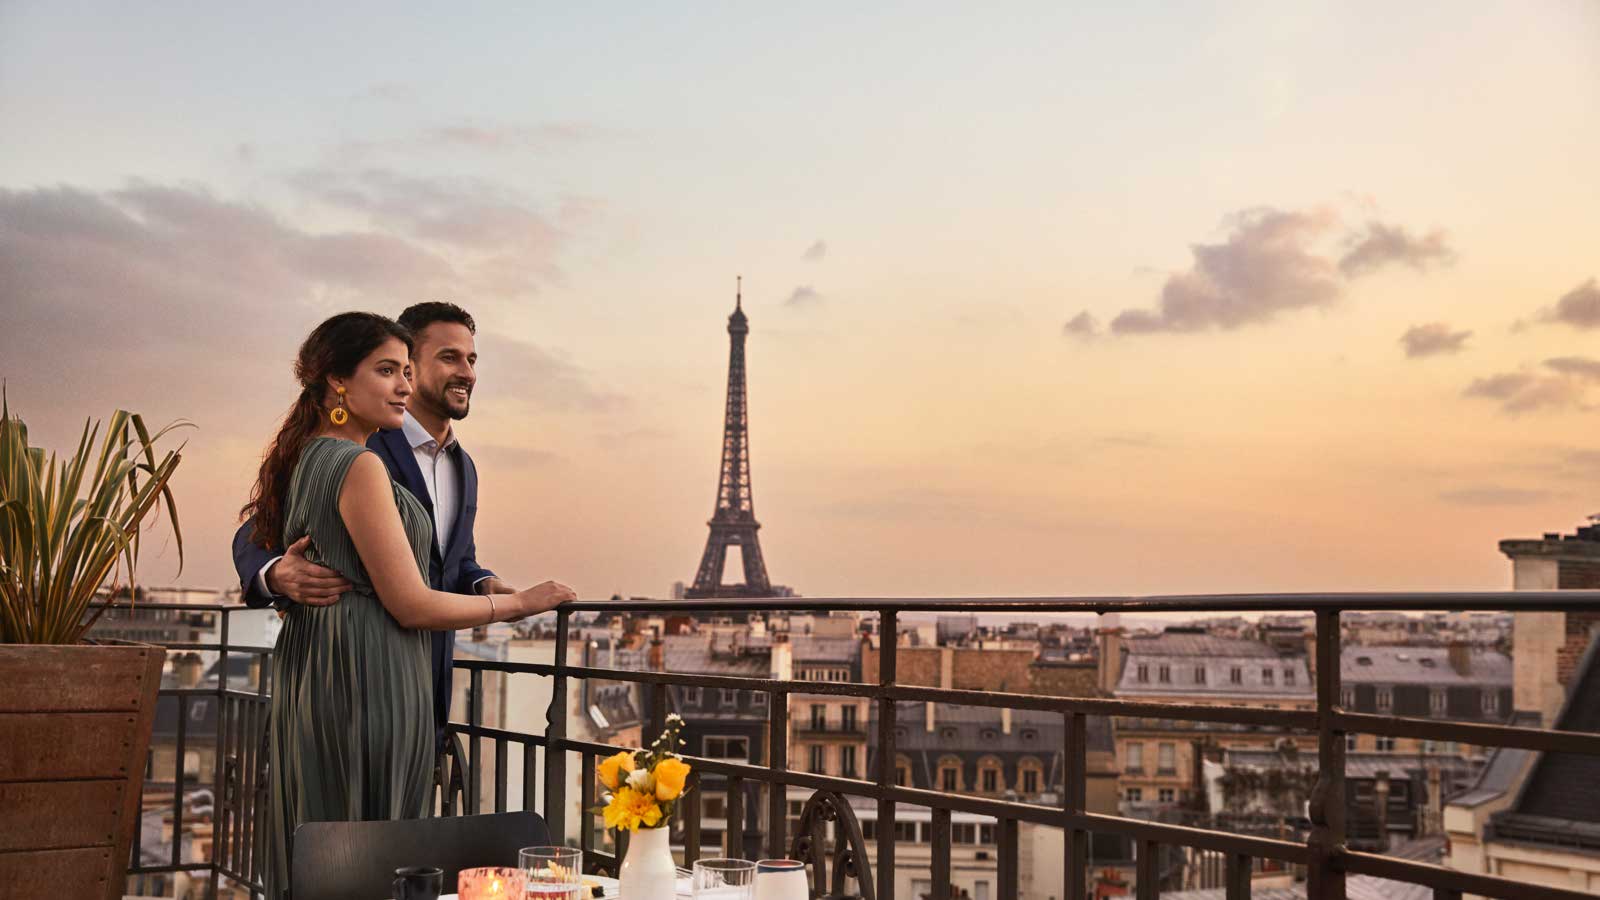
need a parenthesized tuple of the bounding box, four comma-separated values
(231, 427, 493, 746)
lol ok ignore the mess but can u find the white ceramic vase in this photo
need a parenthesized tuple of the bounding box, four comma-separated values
(618, 824, 676, 900)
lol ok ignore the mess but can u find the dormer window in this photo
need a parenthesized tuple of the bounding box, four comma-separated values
(1020, 728, 1038, 741)
(1137, 664, 1149, 683)
(1195, 666, 1207, 684)
(1357, 656, 1373, 666)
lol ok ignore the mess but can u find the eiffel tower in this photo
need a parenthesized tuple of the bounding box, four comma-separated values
(686, 278, 774, 598)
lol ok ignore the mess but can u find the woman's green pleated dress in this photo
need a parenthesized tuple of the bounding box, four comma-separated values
(263, 437, 436, 899)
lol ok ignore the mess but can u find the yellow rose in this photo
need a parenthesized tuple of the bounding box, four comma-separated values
(653, 756, 691, 802)
(602, 785, 663, 831)
(598, 751, 636, 791)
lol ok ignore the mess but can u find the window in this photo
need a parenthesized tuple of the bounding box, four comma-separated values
(1230, 667, 1243, 685)
(704, 797, 726, 819)
(1158, 788, 1176, 804)
(982, 769, 998, 792)
(1376, 687, 1393, 713)
(975, 882, 990, 900)
(841, 746, 858, 778)
(1020, 728, 1038, 741)
(1023, 769, 1039, 793)
(979, 824, 996, 845)
(1346, 734, 1358, 751)
(895, 756, 911, 786)
(809, 745, 826, 774)
(683, 687, 703, 705)
(941, 727, 958, 740)
(1341, 686, 1355, 708)
(1284, 668, 1296, 686)
(752, 692, 768, 708)
(1430, 688, 1446, 715)
(1137, 664, 1149, 683)
(704, 736, 750, 761)
(720, 689, 738, 708)
(1194, 666, 1207, 685)
(896, 822, 918, 842)
(1376, 736, 1396, 752)
(1126, 743, 1144, 772)
(1482, 691, 1500, 715)
(1125, 787, 1143, 803)
(1158, 664, 1171, 683)
(1157, 743, 1176, 774)
(1262, 668, 1274, 685)
(940, 756, 962, 792)
(811, 704, 827, 730)
(842, 706, 858, 731)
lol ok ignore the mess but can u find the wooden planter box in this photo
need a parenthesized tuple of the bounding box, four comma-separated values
(0, 643, 167, 900)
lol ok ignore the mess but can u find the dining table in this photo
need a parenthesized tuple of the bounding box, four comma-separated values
(417, 872, 694, 899)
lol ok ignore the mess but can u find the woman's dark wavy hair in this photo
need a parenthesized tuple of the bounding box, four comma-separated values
(240, 312, 412, 548)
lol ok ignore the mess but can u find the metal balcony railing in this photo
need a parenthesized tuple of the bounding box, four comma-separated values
(93, 591, 1600, 900)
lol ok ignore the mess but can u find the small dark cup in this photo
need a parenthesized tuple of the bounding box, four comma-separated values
(393, 866, 443, 900)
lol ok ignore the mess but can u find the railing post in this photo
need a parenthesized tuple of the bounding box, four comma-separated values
(1309, 608, 1346, 900)
(210, 609, 230, 899)
(1064, 711, 1088, 900)
(931, 807, 952, 900)
(469, 667, 483, 815)
(1136, 838, 1158, 900)
(767, 686, 790, 858)
(545, 608, 570, 844)
(877, 610, 899, 900)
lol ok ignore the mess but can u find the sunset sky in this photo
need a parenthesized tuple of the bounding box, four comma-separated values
(3, 3, 1597, 600)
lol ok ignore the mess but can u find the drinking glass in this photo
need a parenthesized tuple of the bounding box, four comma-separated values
(520, 846, 584, 899)
(692, 858, 757, 900)
(753, 860, 809, 900)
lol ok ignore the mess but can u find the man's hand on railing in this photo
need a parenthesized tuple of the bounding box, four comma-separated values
(266, 536, 352, 606)
(504, 580, 578, 619)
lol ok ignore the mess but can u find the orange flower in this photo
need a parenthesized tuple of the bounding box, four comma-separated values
(598, 751, 636, 791)
(654, 756, 691, 802)
(602, 786, 663, 831)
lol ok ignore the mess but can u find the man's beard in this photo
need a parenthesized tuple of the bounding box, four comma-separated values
(429, 382, 472, 420)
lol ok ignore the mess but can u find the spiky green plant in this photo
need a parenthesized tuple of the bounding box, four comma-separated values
(0, 389, 188, 644)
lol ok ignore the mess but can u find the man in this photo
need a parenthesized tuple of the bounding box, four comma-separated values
(233, 301, 529, 747)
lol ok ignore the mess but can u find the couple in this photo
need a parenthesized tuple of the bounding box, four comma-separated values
(231, 302, 577, 899)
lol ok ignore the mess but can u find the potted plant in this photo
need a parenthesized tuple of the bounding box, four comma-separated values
(0, 392, 186, 900)
(596, 714, 694, 900)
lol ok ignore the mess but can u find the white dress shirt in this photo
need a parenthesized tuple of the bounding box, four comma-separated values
(400, 410, 460, 552)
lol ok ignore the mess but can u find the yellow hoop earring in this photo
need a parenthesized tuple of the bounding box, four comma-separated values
(330, 386, 349, 425)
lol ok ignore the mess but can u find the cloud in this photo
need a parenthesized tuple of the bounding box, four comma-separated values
(784, 285, 821, 306)
(289, 167, 588, 294)
(0, 180, 613, 437)
(1062, 311, 1099, 339)
(1338, 222, 1455, 278)
(802, 240, 827, 262)
(420, 123, 607, 151)
(1463, 365, 1592, 414)
(1438, 486, 1555, 506)
(1399, 322, 1472, 358)
(1544, 356, 1600, 381)
(1109, 208, 1342, 334)
(475, 334, 626, 414)
(1536, 278, 1600, 330)
(1107, 207, 1452, 337)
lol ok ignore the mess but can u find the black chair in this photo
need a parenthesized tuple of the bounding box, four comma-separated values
(291, 811, 552, 900)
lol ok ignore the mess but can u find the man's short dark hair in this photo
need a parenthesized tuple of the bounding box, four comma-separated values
(398, 301, 476, 336)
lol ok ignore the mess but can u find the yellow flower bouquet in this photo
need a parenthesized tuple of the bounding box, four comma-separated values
(597, 713, 693, 832)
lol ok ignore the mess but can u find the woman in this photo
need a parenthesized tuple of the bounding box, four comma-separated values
(241, 312, 575, 898)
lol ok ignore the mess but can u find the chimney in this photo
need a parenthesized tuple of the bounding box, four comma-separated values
(648, 627, 664, 672)
(176, 652, 204, 689)
(1000, 680, 1012, 735)
(770, 632, 793, 682)
(1097, 619, 1124, 694)
(928, 646, 955, 733)
(1373, 771, 1391, 852)
(1448, 641, 1471, 676)
(1422, 762, 1443, 837)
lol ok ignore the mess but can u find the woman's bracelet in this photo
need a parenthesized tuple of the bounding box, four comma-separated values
(486, 593, 497, 624)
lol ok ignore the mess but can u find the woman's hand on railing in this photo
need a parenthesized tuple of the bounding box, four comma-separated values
(505, 580, 578, 620)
